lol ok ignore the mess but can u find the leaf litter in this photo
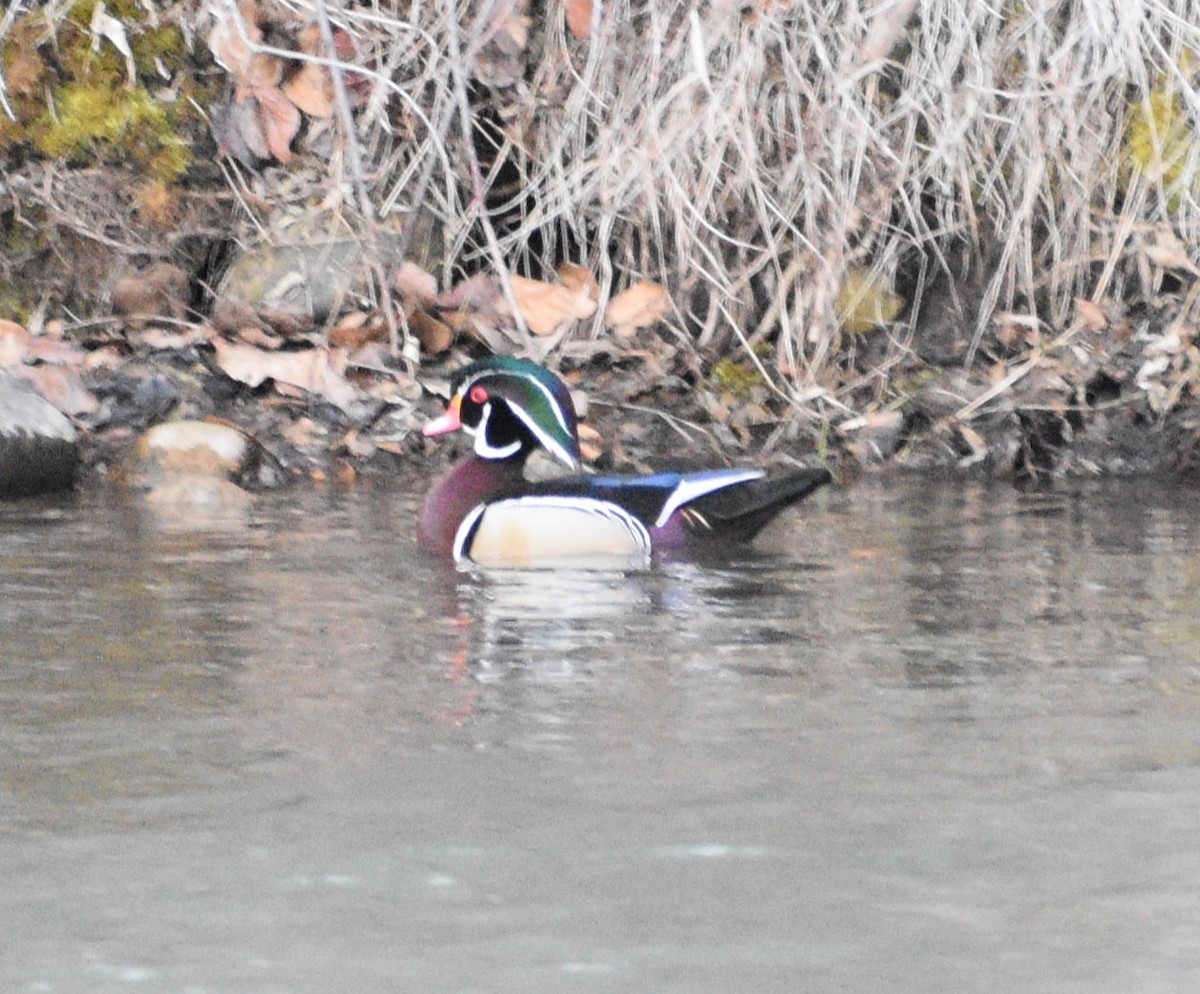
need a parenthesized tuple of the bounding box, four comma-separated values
(2, 0, 1199, 497)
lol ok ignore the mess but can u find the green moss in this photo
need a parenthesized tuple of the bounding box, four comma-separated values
(892, 367, 939, 405)
(711, 356, 766, 398)
(0, 270, 41, 324)
(57, 11, 124, 85)
(0, 1, 198, 181)
(32, 84, 190, 181)
(836, 268, 903, 334)
(1123, 78, 1198, 210)
(133, 24, 187, 79)
(69, 0, 147, 23)
(54, 1, 189, 82)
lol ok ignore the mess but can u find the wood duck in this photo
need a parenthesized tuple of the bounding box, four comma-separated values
(418, 356, 831, 567)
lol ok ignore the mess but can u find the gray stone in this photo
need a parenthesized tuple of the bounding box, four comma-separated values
(216, 221, 441, 323)
(0, 371, 79, 497)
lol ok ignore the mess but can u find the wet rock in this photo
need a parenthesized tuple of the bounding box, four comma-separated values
(138, 473, 254, 530)
(0, 370, 79, 497)
(123, 419, 281, 491)
(841, 409, 904, 467)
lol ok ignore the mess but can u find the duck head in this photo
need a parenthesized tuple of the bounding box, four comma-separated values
(423, 356, 582, 470)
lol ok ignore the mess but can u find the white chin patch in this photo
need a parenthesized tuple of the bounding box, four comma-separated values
(475, 436, 522, 460)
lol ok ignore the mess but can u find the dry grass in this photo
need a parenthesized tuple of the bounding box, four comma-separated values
(8, 0, 1200, 429)
(325, 0, 1200, 412)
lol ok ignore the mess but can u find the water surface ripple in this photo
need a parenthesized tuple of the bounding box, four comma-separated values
(2, 478, 1198, 993)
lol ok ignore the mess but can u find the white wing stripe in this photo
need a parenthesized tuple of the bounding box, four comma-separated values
(653, 469, 764, 528)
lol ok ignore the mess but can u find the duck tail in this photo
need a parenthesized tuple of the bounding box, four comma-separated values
(685, 467, 831, 542)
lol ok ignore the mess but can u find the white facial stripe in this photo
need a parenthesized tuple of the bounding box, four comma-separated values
(460, 369, 571, 432)
(654, 469, 765, 528)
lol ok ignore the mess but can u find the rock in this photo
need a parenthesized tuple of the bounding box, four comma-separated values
(123, 418, 280, 490)
(0, 370, 79, 497)
(214, 225, 437, 328)
(118, 418, 282, 531)
(841, 409, 905, 467)
(110, 262, 190, 324)
(139, 473, 254, 531)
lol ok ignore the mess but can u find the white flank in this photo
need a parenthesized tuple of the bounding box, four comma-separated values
(653, 469, 764, 528)
(454, 497, 651, 568)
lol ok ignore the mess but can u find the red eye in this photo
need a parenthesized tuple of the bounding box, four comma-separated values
(468, 384, 488, 404)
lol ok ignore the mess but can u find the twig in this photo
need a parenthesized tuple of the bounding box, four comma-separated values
(588, 397, 710, 445)
(0, 1, 25, 121)
(953, 321, 1088, 423)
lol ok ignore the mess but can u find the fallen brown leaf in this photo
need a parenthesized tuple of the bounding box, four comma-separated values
(246, 52, 285, 90)
(237, 95, 272, 161)
(1073, 297, 1107, 332)
(83, 346, 126, 371)
(232, 324, 286, 350)
(207, 0, 264, 80)
(436, 273, 505, 336)
(211, 97, 269, 166)
(555, 262, 600, 300)
(510, 274, 597, 335)
(1144, 224, 1200, 277)
(958, 422, 988, 460)
(211, 298, 267, 338)
(604, 280, 670, 335)
(328, 311, 385, 350)
(565, 0, 594, 40)
(437, 272, 501, 312)
(111, 263, 190, 321)
(0, 319, 87, 367)
(0, 320, 30, 367)
(409, 309, 453, 354)
(14, 364, 98, 417)
(282, 61, 334, 117)
(394, 262, 439, 307)
(341, 428, 376, 459)
(254, 85, 301, 163)
(474, 0, 529, 86)
(332, 457, 358, 484)
(213, 339, 360, 412)
(577, 421, 603, 462)
(134, 326, 211, 351)
(282, 416, 321, 450)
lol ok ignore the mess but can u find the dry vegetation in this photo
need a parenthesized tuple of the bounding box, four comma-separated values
(2, 0, 1200, 478)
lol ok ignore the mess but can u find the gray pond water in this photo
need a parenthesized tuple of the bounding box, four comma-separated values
(2, 475, 1199, 994)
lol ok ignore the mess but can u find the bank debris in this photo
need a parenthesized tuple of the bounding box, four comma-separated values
(0, 0, 1199, 492)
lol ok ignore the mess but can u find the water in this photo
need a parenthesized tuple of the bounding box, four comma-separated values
(2, 476, 1199, 993)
